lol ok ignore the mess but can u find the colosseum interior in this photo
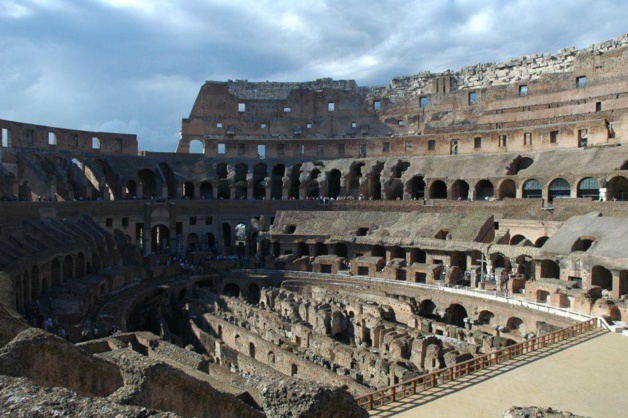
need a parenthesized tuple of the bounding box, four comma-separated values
(0, 34, 627, 417)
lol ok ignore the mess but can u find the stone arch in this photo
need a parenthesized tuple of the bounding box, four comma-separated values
(248, 342, 256, 359)
(607, 175, 628, 201)
(387, 179, 404, 200)
(451, 180, 469, 200)
(63, 255, 74, 281)
(475, 179, 494, 200)
(183, 181, 195, 199)
(335, 243, 348, 259)
(125, 180, 137, 199)
(510, 234, 529, 245)
(540, 259, 560, 279)
(224, 283, 240, 298)
(522, 178, 542, 198)
(306, 169, 321, 198)
(477, 310, 494, 325)
(327, 169, 341, 198)
(267, 351, 276, 364)
(200, 181, 213, 199)
(419, 299, 437, 317)
(271, 164, 285, 200)
(253, 163, 268, 200)
(548, 177, 570, 201)
(151, 224, 171, 253)
(498, 178, 517, 199)
(204, 232, 215, 251)
(408, 175, 426, 200)
(507, 317, 524, 333)
(189, 139, 204, 154)
(348, 162, 365, 198)
(371, 245, 386, 258)
(159, 162, 178, 198)
(296, 242, 309, 257)
(591, 265, 612, 291)
(314, 242, 328, 256)
(508, 156, 534, 175)
(370, 162, 384, 200)
(535, 236, 549, 248)
(138, 169, 156, 198)
(234, 163, 248, 200)
(445, 304, 468, 327)
(577, 177, 599, 199)
(290, 163, 302, 199)
(429, 180, 447, 199)
(571, 236, 596, 252)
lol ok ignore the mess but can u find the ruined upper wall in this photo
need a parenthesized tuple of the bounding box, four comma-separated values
(0, 119, 138, 156)
(223, 78, 359, 100)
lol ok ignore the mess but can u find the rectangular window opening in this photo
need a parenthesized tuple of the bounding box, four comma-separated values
(474, 137, 482, 149)
(328, 102, 335, 112)
(373, 100, 380, 111)
(499, 135, 507, 147)
(258, 144, 266, 159)
(579, 129, 588, 148)
(277, 143, 285, 157)
(306, 123, 312, 129)
(550, 130, 558, 144)
(351, 122, 357, 128)
(217, 143, 226, 154)
(205, 216, 213, 225)
(190, 216, 197, 225)
(398, 120, 404, 126)
(359, 144, 367, 158)
(122, 217, 129, 227)
(238, 144, 245, 155)
(238, 103, 246, 113)
(92, 137, 100, 149)
(260, 123, 267, 129)
(596, 102, 602, 112)
(576, 76, 586, 89)
(338, 143, 345, 156)
(382, 142, 390, 153)
(427, 140, 435, 151)
(524, 133, 532, 145)
(297, 144, 305, 155)
(1, 128, 9, 147)
(48, 132, 57, 146)
(216, 123, 223, 128)
(420, 97, 428, 108)
(316, 144, 324, 156)
(519, 85, 528, 97)
(405, 141, 413, 152)
(468, 92, 477, 105)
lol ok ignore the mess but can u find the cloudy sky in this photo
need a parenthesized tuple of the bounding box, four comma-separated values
(0, 0, 626, 151)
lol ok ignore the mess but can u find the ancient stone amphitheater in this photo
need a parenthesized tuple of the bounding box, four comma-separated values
(0, 34, 627, 417)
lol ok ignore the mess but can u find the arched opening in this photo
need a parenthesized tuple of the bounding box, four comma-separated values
(187, 233, 200, 253)
(409, 175, 426, 200)
(370, 162, 384, 200)
(390, 246, 405, 261)
(222, 222, 232, 253)
(328, 169, 341, 198)
(607, 175, 628, 201)
(314, 242, 328, 256)
(572, 236, 595, 252)
(138, 169, 156, 198)
(249, 342, 256, 359)
(451, 180, 469, 200)
(253, 163, 267, 200)
(498, 179, 517, 199)
(522, 179, 542, 199)
(271, 164, 285, 200)
(445, 304, 468, 327)
(393, 161, 410, 178)
(475, 180, 494, 200)
(335, 243, 348, 259)
(159, 162, 177, 198)
(372, 245, 386, 258)
(510, 235, 529, 245)
(515, 255, 533, 279)
(189, 139, 204, 154)
(387, 179, 404, 200)
(125, 180, 137, 199)
(348, 163, 364, 198)
(290, 164, 302, 199)
(75, 253, 85, 278)
(183, 181, 195, 199)
(577, 177, 599, 199)
(451, 251, 467, 271)
(248, 283, 260, 304)
(548, 178, 570, 202)
(51, 258, 61, 286)
(410, 248, 426, 264)
(429, 180, 447, 199)
(306, 169, 321, 198)
(224, 283, 240, 298)
(204, 232, 215, 252)
(492, 253, 507, 270)
(267, 351, 276, 364)
(478, 310, 494, 325)
(419, 300, 437, 317)
(234, 163, 248, 200)
(151, 225, 171, 253)
(296, 242, 309, 257)
(290, 364, 298, 377)
(507, 317, 524, 333)
(540, 259, 560, 279)
(41, 276, 49, 295)
(200, 181, 213, 199)
(30, 266, 40, 301)
(535, 236, 549, 248)
(63, 255, 74, 281)
(591, 265, 612, 291)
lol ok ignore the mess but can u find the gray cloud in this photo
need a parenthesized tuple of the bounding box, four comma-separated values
(0, 0, 626, 151)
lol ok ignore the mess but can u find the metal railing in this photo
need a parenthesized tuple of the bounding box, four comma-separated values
(354, 318, 598, 411)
